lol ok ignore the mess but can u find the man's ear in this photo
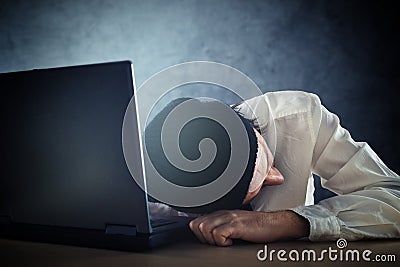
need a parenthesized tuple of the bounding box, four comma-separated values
(263, 166, 285, 186)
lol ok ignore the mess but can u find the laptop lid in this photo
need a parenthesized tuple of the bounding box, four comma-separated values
(0, 61, 151, 234)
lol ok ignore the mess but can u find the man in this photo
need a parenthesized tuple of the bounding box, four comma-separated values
(146, 90, 400, 246)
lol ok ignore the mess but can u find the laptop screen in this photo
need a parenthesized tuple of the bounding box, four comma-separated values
(0, 61, 150, 232)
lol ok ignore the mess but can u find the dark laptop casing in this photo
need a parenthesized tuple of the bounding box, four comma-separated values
(0, 61, 191, 251)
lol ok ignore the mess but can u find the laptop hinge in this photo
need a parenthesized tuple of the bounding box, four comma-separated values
(0, 215, 11, 224)
(105, 224, 137, 236)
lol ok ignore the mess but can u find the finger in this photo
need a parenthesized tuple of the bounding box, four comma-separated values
(212, 224, 234, 246)
(189, 218, 207, 244)
(198, 220, 216, 245)
(190, 214, 218, 244)
(194, 215, 228, 245)
(189, 212, 233, 245)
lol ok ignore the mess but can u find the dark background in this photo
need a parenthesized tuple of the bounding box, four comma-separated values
(1, 0, 399, 199)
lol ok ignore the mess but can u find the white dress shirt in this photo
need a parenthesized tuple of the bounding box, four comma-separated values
(237, 90, 400, 241)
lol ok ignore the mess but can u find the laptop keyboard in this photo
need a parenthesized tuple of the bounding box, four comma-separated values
(150, 218, 176, 228)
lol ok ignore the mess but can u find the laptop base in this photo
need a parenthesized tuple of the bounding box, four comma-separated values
(0, 222, 194, 251)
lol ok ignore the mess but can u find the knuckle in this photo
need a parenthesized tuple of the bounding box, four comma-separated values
(189, 220, 197, 230)
(198, 222, 208, 232)
(212, 228, 220, 236)
(229, 211, 238, 220)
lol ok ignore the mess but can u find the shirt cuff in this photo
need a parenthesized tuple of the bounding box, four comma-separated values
(289, 205, 342, 241)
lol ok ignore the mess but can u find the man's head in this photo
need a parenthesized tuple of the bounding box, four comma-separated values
(144, 97, 283, 213)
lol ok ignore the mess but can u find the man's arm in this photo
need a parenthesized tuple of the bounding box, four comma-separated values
(190, 92, 399, 245)
(189, 209, 309, 246)
(289, 96, 400, 241)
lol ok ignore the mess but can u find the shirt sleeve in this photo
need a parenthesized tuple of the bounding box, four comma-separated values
(290, 94, 400, 241)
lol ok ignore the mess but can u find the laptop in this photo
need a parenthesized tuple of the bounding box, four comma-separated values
(0, 61, 193, 251)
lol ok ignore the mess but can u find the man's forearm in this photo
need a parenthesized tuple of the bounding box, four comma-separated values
(264, 210, 310, 240)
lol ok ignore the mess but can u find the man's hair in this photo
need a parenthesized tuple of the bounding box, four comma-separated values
(144, 98, 258, 214)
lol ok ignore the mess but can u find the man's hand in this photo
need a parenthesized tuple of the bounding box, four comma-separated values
(189, 210, 310, 246)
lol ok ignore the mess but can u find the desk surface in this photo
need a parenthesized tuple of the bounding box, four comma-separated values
(1, 236, 399, 267)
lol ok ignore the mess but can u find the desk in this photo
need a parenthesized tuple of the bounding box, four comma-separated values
(1, 237, 399, 267)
